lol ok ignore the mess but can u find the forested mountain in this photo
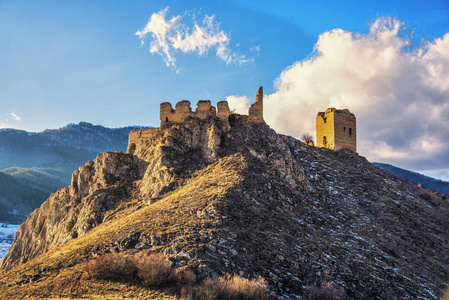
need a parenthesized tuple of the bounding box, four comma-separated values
(373, 162, 449, 196)
(0, 122, 148, 222)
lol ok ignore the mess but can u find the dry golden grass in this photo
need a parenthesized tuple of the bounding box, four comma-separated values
(0, 154, 248, 299)
(182, 274, 269, 300)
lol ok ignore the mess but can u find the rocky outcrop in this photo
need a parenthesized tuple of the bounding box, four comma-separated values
(2, 114, 449, 299)
(0, 152, 144, 271)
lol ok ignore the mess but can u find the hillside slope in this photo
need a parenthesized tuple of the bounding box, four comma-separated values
(1, 115, 448, 299)
(374, 162, 449, 196)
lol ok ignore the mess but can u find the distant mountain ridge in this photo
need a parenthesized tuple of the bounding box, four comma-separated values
(0, 122, 150, 222)
(0, 122, 146, 169)
(373, 162, 449, 196)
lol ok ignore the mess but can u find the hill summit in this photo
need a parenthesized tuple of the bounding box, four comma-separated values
(1, 89, 449, 299)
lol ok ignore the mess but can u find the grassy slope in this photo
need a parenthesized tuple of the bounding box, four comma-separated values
(0, 154, 245, 299)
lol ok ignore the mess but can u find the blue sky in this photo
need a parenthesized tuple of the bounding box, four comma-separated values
(1, 0, 449, 180)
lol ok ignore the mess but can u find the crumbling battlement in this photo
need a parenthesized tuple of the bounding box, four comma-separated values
(160, 86, 264, 128)
(160, 100, 219, 128)
(248, 86, 264, 123)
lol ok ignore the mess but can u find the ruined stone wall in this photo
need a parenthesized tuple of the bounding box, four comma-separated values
(159, 87, 263, 128)
(160, 100, 228, 128)
(248, 86, 264, 123)
(316, 109, 336, 150)
(217, 101, 230, 120)
(160, 102, 175, 128)
(127, 128, 159, 154)
(333, 110, 356, 152)
(316, 108, 356, 152)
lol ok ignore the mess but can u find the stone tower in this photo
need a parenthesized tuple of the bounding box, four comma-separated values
(316, 108, 356, 152)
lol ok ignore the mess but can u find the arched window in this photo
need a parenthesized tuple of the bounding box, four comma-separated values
(343, 127, 346, 131)
(349, 128, 352, 137)
(165, 117, 169, 122)
(323, 136, 327, 148)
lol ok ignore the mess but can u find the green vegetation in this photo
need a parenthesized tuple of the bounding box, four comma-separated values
(1, 166, 68, 193)
(0, 172, 49, 220)
(0, 202, 9, 221)
(0, 146, 99, 222)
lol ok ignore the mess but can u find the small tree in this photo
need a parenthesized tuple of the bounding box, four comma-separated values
(301, 133, 314, 146)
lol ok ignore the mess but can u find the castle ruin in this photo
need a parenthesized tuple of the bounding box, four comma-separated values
(316, 108, 356, 152)
(128, 86, 358, 154)
(159, 86, 264, 128)
(127, 87, 264, 154)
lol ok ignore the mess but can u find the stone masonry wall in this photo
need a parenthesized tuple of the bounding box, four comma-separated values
(159, 87, 264, 128)
(248, 86, 264, 123)
(316, 108, 356, 152)
(316, 109, 336, 150)
(333, 110, 356, 152)
(127, 128, 159, 154)
(160, 100, 226, 128)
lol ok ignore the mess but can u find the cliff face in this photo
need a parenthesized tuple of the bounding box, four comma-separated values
(1, 115, 449, 299)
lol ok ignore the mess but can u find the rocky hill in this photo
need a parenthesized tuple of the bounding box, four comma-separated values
(1, 115, 448, 299)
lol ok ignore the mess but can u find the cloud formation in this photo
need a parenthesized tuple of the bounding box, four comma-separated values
(260, 17, 449, 178)
(226, 95, 251, 114)
(136, 7, 253, 69)
(9, 113, 21, 121)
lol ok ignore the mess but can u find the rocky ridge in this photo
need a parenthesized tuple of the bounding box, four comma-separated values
(1, 115, 449, 299)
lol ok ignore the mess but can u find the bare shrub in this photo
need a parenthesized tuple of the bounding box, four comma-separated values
(83, 251, 196, 291)
(306, 281, 347, 300)
(83, 253, 137, 280)
(172, 267, 197, 286)
(136, 253, 179, 288)
(419, 192, 432, 201)
(82, 252, 270, 299)
(301, 133, 314, 146)
(182, 274, 269, 300)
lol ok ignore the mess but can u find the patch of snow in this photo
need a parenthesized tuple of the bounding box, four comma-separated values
(0, 223, 19, 260)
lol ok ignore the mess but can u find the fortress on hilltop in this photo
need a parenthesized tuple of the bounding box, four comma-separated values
(316, 107, 357, 152)
(127, 86, 357, 154)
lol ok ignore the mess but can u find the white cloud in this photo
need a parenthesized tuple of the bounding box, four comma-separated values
(226, 95, 251, 114)
(262, 17, 449, 177)
(136, 7, 253, 69)
(9, 113, 21, 121)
